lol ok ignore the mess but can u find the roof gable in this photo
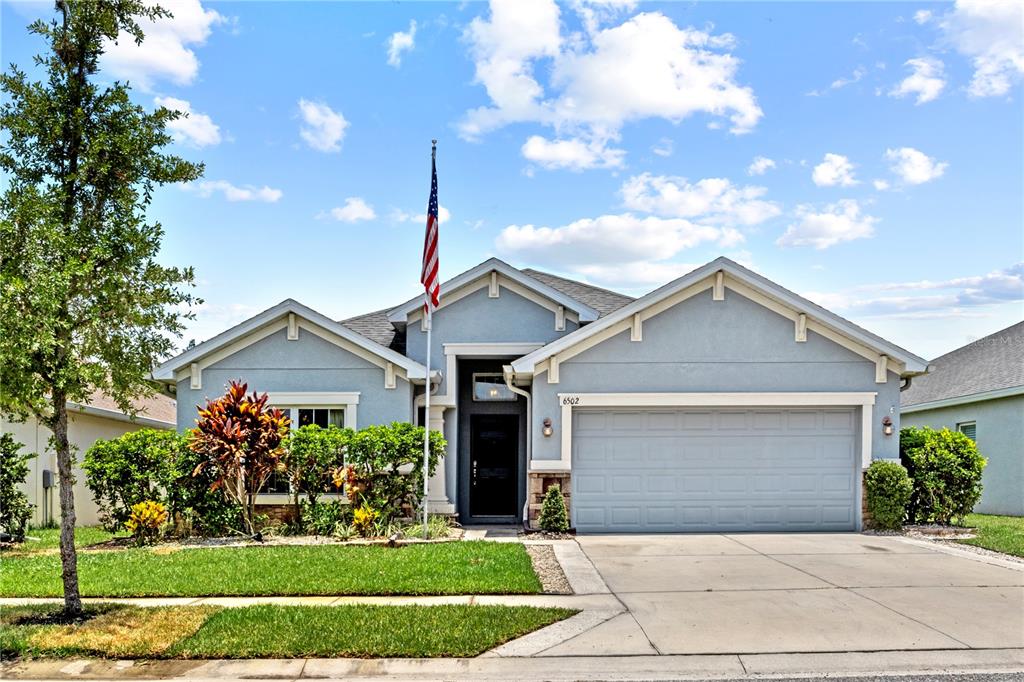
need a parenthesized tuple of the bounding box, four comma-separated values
(152, 299, 428, 382)
(511, 257, 929, 377)
(385, 258, 600, 326)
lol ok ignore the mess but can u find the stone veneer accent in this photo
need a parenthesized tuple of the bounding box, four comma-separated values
(861, 468, 873, 529)
(527, 471, 571, 526)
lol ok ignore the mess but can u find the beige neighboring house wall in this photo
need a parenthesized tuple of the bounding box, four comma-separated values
(2, 392, 176, 528)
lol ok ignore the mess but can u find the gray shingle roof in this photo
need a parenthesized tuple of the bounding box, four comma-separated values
(339, 268, 633, 349)
(339, 308, 404, 354)
(521, 269, 634, 317)
(902, 321, 1024, 407)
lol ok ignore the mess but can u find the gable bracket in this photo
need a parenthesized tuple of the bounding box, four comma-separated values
(713, 270, 725, 301)
(876, 355, 888, 384)
(488, 271, 499, 298)
(555, 305, 566, 331)
(795, 313, 807, 343)
(630, 313, 642, 342)
(287, 313, 299, 340)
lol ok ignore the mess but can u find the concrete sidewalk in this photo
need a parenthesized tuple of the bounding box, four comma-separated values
(3, 648, 1023, 680)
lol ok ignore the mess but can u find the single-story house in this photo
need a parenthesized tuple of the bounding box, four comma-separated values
(153, 256, 928, 533)
(3, 391, 177, 527)
(902, 321, 1023, 517)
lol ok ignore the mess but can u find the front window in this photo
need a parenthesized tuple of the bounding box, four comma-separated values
(262, 406, 347, 494)
(472, 373, 517, 402)
(957, 421, 977, 441)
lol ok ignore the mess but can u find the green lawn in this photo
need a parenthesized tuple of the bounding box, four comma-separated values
(1, 603, 574, 659)
(959, 513, 1024, 558)
(0, 540, 542, 597)
(4, 527, 124, 555)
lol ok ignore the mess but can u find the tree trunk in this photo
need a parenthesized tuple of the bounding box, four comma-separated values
(52, 393, 82, 616)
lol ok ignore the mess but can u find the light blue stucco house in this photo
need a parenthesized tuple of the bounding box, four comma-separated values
(902, 322, 1023, 517)
(153, 257, 929, 532)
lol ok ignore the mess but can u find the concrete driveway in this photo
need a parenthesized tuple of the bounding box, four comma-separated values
(546, 533, 1024, 656)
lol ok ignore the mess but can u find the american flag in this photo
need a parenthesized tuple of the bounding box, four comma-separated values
(420, 145, 440, 310)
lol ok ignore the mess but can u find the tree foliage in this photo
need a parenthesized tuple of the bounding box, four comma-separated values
(0, 0, 203, 614)
(189, 381, 291, 535)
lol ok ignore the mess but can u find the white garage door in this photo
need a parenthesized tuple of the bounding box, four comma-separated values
(572, 407, 858, 533)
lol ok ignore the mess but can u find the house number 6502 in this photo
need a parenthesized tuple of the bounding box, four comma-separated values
(561, 396, 580, 405)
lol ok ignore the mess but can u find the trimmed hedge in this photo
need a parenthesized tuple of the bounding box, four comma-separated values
(900, 426, 986, 526)
(864, 460, 913, 530)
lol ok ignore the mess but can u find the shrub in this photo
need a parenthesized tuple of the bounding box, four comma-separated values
(352, 504, 378, 537)
(189, 381, 291, 535)
(168, 443, 242, 537)
(537, 484, 569, 533)
(84, 429, 238, 536)
(0, 433, 35, 541)
(900, 426, 987, 525)
(864, 460, 913, 530)
(300, 498, 351, 536)
(83, 429, 180, 531)
(344, 422, 445, 522)
(284, 424, 352, 529)
(125, 500, 168, 544)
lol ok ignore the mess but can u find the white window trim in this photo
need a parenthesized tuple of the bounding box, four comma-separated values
(269, 393, 359, 429)
(530, 391, 877, 473)
(956, 421, 977, 440)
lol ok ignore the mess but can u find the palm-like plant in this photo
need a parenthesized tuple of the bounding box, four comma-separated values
(189, 381, 290, 535)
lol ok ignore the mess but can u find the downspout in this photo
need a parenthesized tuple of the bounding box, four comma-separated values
(503, 365, 532, 528)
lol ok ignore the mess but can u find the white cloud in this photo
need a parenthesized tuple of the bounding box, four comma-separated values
(496, 213, 740, 268)
(621, 173, 781, 226)
(873, 179, 891, 191)
(461, 1, 762, 168)
(155, 96, 221, 147)
(747, 156, 776, 176)
(570, 0, 638, 34)
(102, 0, 224, 91)
(776, 199, 877, 249)
(805, 262, 1023, 317)
(885, 147, 949, 184)
(812, 153, 858, 187)
(574, 260, 698, 288)
(938, 0, 1024, 98)
(807, 66, 866, 96)
(189, 180, 282, 203)
(326, 197, 376, 222)
(298, 99, 348, 153)
(651, 137, 674, 157)
(521, 134, 625, 170)
(387, 20, 417, 67)
(914, 9, 933, 24)
(889, 57, 946, 104)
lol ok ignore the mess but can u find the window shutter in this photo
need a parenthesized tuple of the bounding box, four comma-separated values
(958, 422, 977, 441)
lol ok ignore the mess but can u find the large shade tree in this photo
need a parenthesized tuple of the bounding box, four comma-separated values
(0, 0, 202, 615)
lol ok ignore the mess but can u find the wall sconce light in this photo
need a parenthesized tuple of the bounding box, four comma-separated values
(882, 416, 894, 436)
(542, 417, 553, 437)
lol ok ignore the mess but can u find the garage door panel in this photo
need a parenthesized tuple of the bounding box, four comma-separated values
(572, 407, 857, 533)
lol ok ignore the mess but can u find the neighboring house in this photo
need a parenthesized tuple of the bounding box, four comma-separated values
(3, 391, 176, 527)
(153, 256, 928, 533)
(901, 322, 1023, 517)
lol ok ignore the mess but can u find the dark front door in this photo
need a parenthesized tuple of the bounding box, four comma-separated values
(469, 414, 519, 518)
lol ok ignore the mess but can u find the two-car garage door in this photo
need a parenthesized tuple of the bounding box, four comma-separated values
(572, 407, 858, 533)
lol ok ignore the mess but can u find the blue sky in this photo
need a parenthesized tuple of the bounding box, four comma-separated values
(3, 0, 1022, 359)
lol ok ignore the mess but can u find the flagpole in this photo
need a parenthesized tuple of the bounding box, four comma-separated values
(422, 139, 437, 540)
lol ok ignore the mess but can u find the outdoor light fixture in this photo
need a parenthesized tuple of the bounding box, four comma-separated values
(542, 417, 553, 437)
(882, 416, 894, 436)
